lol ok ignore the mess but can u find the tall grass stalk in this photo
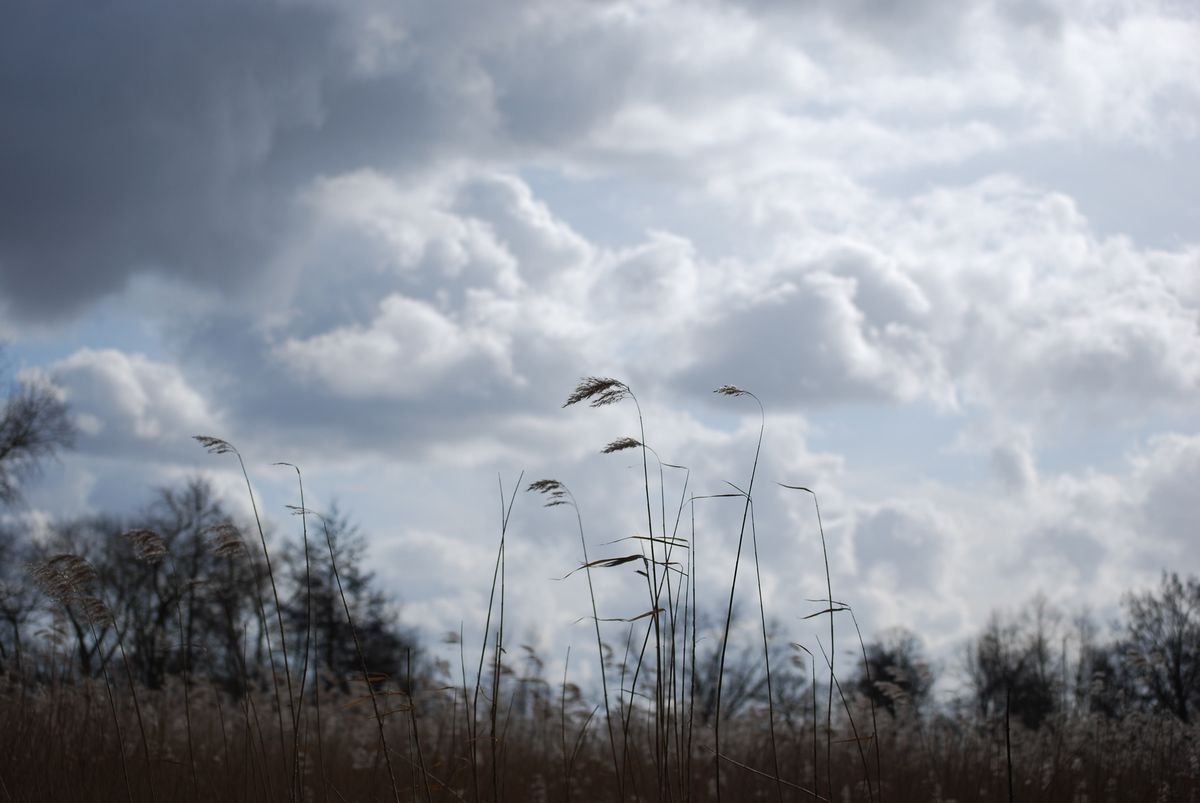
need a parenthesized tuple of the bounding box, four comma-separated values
(470, 473, 521, 803)
(303, 507, 401, 803)
(817, 637, 873, 802)
(564, 377, 666, 795)
(195, 436, 296, 793)
(31, 555, 136, 803)
(782, 483, 836, 797)
(273, 462, 319, 803)
(527, 479, 623, 800)
(712, 385, 767, 803)
(847, 606, 883, 801)
(125, 528, 198, 801)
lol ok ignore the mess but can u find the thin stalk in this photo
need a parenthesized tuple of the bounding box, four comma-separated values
(471, 474, 521, 803)
(747, 497, 783, 803)
(1005, 684, 1014, 803)
(781, 484, 835, 797)
(196, 437, 294, 790)
(241, 622, 276, 803)
(686, 498, 698, 803)
(312, 614, 328, 803)
(818, 638, 874, 803)
(793, 645, 818, 800)
(847, 607, 882, 802)
(86, 616, 134, 803)
(233, 450, 297, 785)
(628, 393, 666, 798)
(618, 623, 641, 802)
(492, 476, 517, 803)
(713, 387, 765, 803)
(171, 558, 199, 802)
(531, 481, 622, 799)
(639, 449, 690, 801)
(457, 624, 472, 802)
(103, 597, 157, 803)
(407, 649, 434, 803)
(561, 647, 572, 803)
(707, 748, 829, 801)
(276, 463, 317, 802)
(311, 509, 401, 803)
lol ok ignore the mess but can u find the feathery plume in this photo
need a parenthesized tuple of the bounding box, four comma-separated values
(81, 596, 114, 626)
(563, 377, 630, 408)
(193, 435, 237, 455)
(601, 436, 641, 454)
(29, 554, 97, 601)
(527, 479, 572, 508)
(207, 522, 247, 558)
(124, 529, 168, 564)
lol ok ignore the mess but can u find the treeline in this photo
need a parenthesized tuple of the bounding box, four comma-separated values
(0, 478, 418, 697)
(4, 474, 1200, 733)
(849, 575, 1200, 730)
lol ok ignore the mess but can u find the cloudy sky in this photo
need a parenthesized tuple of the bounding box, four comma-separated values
(3, 0, 1199, 680)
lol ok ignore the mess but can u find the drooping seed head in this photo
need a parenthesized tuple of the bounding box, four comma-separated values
(526, 479, 572, 508)
(601, 436, 641, 454)
(207, 522, 247, 558)
(714, 384, 749, 397)
(124, 529, 168, 564)
(564, 377, 630, 408)
(30, 554, 97, 601)
(193, 435, 238, 455)
(81, 596, 114, 626)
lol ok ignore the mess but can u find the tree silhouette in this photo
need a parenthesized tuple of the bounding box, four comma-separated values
(1123, 572, 1200, 723)
(0, 356, 75, 507)
(855, 627, 933, 718)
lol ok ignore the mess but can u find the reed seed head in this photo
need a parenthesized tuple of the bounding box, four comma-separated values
(193, 435, 237, 455)
(207, 522, 247, 558)
(714, 384, 749, 397)
(29, 553, 97, 601)
(601, 436, 641, 454)
(527, 479, 572, 508)
(81, 596, 114, 626)
(124, 529, 168, 564)
(563, 377, 630, 408)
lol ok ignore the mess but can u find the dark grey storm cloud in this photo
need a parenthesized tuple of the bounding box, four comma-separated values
(1, 2, 334, 317)
(0, 0, 521, 322)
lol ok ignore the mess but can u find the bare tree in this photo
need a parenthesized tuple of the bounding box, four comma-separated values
(0, 528, 40, 672)
(1123, 572, 1200, 723)
(0, 358, 75, 506)
(966, 598, 1062, 730)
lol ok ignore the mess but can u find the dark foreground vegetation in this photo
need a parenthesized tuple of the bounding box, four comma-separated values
(1, 375, 1199, 801)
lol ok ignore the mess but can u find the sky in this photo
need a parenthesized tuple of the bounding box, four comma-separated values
(2, 0, 1199, 685)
